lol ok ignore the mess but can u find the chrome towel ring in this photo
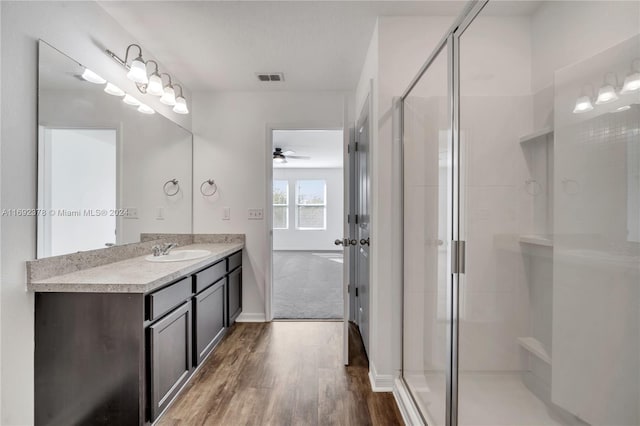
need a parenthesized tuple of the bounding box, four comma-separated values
(163, 179, 180, 196)
(200, 179, 218, 197)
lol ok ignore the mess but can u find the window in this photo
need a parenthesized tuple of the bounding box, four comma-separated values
(296, 180, 326, 230)
(273, 180, 289, 229)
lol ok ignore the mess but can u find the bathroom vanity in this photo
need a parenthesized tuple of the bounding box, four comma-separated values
(28, 237, 243, 425)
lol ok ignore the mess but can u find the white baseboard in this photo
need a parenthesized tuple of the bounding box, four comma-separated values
(235, 312, 266, 322)
(393, 378, 425, 426)
(368, 363, 394, 392)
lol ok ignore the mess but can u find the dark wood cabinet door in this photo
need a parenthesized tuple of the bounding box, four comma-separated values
(227, 267, 242, 325)
(148, 301, 192, 422)
(193, 278, 226, 365)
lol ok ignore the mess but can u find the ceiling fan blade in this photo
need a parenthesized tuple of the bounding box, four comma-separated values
(287, 155, 311, 160)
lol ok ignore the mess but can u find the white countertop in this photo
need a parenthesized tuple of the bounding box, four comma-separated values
(28, 243, 244, 293)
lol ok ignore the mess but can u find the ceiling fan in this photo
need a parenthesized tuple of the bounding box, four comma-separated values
(272, 148, 311, 163)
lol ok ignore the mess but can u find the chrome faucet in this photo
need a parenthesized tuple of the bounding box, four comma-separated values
(151, 242, 179, 256)
(161, 242, 178, 255)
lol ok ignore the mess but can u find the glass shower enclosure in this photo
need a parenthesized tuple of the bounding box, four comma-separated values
(401, 1, 640, 425)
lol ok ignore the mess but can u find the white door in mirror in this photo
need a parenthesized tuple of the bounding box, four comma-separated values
(145, 250, 211, 262)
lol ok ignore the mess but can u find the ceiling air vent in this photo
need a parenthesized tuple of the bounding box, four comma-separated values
(256, 72, 285, 82)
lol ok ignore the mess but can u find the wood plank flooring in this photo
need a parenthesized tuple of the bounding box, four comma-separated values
(158, 321, 403, 426)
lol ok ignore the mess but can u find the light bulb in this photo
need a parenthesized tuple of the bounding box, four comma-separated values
(160, 85, 176, 106)
(273, 157, 286, 164)
(573, 95, 594, 114)
(127, 57, 148, 84)
(616, 105, 631, 112)
(621, 72, 640, 94)
(122, 94, 141, 106)
(173, 96, 189, 114)
(81, 68, 106, 84)
(595, 84, 619, 105)
(104, 82, 125, 97)
(137, 103, 155, 115)
(146, 73, 164, 96)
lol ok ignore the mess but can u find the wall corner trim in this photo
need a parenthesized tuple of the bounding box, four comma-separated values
(392, 378, 425, 426)
(367, 363, 394, 392)
(235, 313, 267, 322)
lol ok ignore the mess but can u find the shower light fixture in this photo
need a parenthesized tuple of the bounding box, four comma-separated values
(616, 105, 631, 112)
(104, 82, 125, 97)
(123, 94, 141, 106)
(173, 84, 189, 114)
(573, 95, 594, 114)
(105, 43, 190, 114)
(81, 68, 106, 84)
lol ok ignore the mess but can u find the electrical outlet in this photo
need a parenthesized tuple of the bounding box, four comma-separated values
(248, 208, 264, 220)
(222, 207, 231, 220)
(124, 207, 138, 219)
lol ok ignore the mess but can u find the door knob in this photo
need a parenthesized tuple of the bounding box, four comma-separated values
(360, 238, 370, 246)
(335, 238, 357, 246)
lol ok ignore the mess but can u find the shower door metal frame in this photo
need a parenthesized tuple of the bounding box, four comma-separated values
(399, 1, 488, 425)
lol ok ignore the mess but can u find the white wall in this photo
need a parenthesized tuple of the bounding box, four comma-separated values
(192, 91, 351, 320)
(273, 168, 343, 251)
(0, 2, 191, 423)
(357, 16, 457, 387)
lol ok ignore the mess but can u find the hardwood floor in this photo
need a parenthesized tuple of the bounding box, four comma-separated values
(158, 321, 403, 426)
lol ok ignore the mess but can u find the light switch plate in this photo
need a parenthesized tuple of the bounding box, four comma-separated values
(248, 208, 263, 220)
(124, 207, 138, 219)
(222, 207, 231, 220)
(156, 207, 165, 220)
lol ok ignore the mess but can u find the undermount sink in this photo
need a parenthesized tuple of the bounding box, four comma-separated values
(145, 249, 212, 263)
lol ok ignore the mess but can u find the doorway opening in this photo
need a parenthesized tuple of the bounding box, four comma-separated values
(270, 129, 345, 320)
(37, 127, 117, 258)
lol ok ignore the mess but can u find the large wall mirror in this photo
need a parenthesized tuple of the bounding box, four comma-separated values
(37, 40, 193, 258)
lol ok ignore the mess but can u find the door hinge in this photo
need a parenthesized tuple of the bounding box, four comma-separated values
(355, 287, 359, 297)
(355, 214, 359, 224)
(451, 240, 466, 274)
(355, 142, 359, 152)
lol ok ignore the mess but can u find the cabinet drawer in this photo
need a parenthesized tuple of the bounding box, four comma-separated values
(193, 278, 226, 366)
(147, 277, 192, 321)
(194, 260, 226, 294)
(227, 251, 242, 271)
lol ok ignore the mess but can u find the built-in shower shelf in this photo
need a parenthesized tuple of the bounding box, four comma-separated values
(519, 127, 553, 144)
(518, 337, 552, 365)
(519, 235, 554, 247)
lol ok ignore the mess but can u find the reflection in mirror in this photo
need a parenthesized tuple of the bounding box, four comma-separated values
(37, 41, 193, 258)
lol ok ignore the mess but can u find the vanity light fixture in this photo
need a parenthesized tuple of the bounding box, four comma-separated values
(160, 73, 176, 106)
(104, 82, 125, 97)
(105, 43, 190, 114)
(173, 84, 189, 114)
(145, 60, 164, 96)
(573, 95, 594, 114)
(122, 94, 141, 106)
(81, 68, 106, 84)
(572, 84, 595, 114)
(121, 44, 148, 84)
(137, 103, 155, 115)
(595, 73, 619, 105)
(621, 59, 640, 94)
